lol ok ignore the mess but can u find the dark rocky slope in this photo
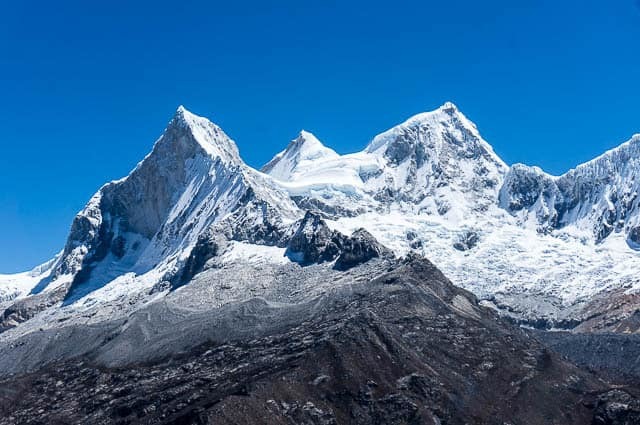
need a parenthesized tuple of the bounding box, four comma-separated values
(0, 257, 637, 424)
(537, 330, 640, 388)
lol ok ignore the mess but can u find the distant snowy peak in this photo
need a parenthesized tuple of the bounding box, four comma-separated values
(567, 133, 640, 177)
(261, 130, 338, 181)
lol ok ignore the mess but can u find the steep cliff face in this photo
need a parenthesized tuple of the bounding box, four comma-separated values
(47, 107, 255, 304)
(498, 164, 563, 232)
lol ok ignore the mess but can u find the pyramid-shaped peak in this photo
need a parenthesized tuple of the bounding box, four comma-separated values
(291, 130, 332, 152)
(297, 129, 322, 143)
(261, 131, 338, 180)
(364, 104, 506, 170)
(164, 105, 241, 165)
(402, 101, 468, 127)
(171, 105, 207, 128)
(283, 130, 338, 162)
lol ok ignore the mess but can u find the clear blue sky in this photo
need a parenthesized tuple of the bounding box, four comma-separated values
(1, 1, 639, 272)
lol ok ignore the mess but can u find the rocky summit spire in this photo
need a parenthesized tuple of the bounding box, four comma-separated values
(163, 105, 242, 165)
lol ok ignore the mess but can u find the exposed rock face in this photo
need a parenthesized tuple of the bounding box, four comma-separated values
(285, 212, 343, 265)
(0, 257, 629, 425)
(628, 226, 640, 245)
(452, 229, 480, 251)
(0, 287, 64, 332)
(592, 390, 640, 425)
(28, 106, 299, 306)
(172, 232, 224, 287)
(334, 228, 392, 270)
(50, 107, 251, 301)
(285, 212, 392, 269)
(222, 192, 290, 246)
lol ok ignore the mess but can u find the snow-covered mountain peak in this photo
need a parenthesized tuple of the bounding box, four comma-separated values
(348, 104, 508, 218)
(288, 130, 336, 159)
(499, 133, 640, 242)
(439, 101, 459, 112)
(166, 105, 241, 165)
(364, 103, 504, 167)
(175, 104, 188, 116)
(23, 106, 300, 307)
(364, 103, 465, 153)
(296, 129, 324, 146)
(261, 130, 339, 181)
(170, 105, 200, 131)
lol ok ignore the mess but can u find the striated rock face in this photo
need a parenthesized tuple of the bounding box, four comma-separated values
(31, 106, 300, 306)
(0, 256, 633, 424)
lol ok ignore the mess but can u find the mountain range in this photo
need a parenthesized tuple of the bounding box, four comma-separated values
(3, 102, 640, 328)
(1, 103, 640, 423)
